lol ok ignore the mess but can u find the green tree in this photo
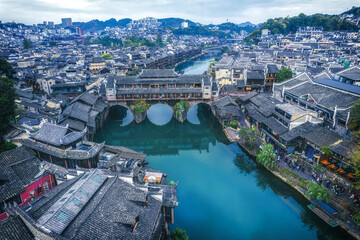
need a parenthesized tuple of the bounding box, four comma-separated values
(0, 141, 16, 153)
(156, 33, 164, 47)
(349, 99, 360, 142)
(352, 211, 360, 226)
(0, 77, 15, 137)
(0, 59, 13, 78)
(49, 41, 57, 47)
(102, 53, 113, 60)
(166, 36, 173, 44)
(256, 143, 277, 170)
(349, 146, 360, 189)
(230, 120, 238, 129)
(306, 181, 331, 203)
(132, 99, 149, 113)
(170, 228, 189, 240)
(23, 38, 33, 49)
(276, 68, 293, 82)
(238, 126, 260, 151)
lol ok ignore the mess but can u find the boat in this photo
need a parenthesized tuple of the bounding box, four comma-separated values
(307, 204, 339, 227)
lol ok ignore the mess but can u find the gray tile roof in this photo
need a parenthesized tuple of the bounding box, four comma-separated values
(337, 66, 360, 81)
(262, 117, 288, 135)
(30, 122, 85, 147)
(0, 215, 34, 240)
(0, 146, 45, 202)
(23, 169, 167, 240)
(139, 69, 177, 78)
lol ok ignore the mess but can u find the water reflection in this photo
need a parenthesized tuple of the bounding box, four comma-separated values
(96, 104, 227, 155)
(107, 105, 133, 126)
(96, 99, 354, 240)
(147, 103, 173, 126)
(233, 152, 354, 240)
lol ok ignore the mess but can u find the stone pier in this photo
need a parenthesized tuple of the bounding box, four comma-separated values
(174, 110, 187, 123)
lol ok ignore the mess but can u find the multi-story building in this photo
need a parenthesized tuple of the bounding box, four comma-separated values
(61, 18, 72, 27)
(89, 57, 106, 72)
(106, 69, 213, 102)
(127, 17, 161, 29)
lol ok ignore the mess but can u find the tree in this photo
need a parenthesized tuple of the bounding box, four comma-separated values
(306, 181, 331, 203)
(230, 120, 238, 129)
(166, 36, 173, 44)
(276, 68, 293, 82)
(156, 33, 164, 47)
(349, 99, 360, 142)
(0, 77, 15, 137)
(170, 228, 189, 240)
(349, 146, 360, 189)
(102, 53, 113, 60)
(23, 38, 33, 49)
(256, 143, 277, 170)
(0, 59, 13, 78)
(132, 99, 149, 113)
(238, 126, 260, 151)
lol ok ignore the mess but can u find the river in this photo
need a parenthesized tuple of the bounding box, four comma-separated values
(94, 56, 354, 240)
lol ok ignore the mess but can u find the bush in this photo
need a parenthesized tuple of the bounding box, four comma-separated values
(230, 120, 238, 129)
(0, 141, 16, 153)
(306, 181, 331, 203)
(170, 228, 189, 240)
(256, 143, 276, 169)
(352, 211, 360, 226)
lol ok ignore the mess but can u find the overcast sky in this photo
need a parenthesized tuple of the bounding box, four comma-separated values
(0, 0, 356, 25)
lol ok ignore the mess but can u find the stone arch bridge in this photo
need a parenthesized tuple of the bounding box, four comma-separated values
(107, 100, 214, 123)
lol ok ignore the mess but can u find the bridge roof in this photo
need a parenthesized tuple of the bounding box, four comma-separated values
(139, 69, 178, 79)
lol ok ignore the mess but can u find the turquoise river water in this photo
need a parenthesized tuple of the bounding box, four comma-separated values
(94, 56, 354, 240)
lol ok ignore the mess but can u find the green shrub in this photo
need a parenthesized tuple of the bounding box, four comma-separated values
(306, 181, 331, 203)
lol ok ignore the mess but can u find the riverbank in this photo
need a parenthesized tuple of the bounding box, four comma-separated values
(235, 137, 360, 240)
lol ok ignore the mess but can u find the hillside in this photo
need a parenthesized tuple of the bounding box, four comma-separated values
(73, 18, 131, 32)
(245, 12, 359, 43)
(159, 18, 196, 28)
(217, 22, 258, 33)
(172, 25, 231, 38)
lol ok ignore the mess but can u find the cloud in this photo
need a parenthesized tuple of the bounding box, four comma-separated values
(0, 0, 356, 25)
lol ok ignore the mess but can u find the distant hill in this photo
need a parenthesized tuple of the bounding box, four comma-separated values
(159, 18, 196, 28)
(73, 18, 131, 32)
(72, 17, 197, 32)
(245, 11, 359, 43)
(341, 6, 360, 17)
(238, 21, 257, 27)
(172, 25, 231, 38)
(217, 22, 258, 33)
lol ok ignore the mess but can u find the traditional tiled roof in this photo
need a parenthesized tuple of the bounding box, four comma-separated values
(20, 139, 104, 161)
(30, 122, 85, 147)
(139, 69, 177, 78)
(0, 215, 34, 240)
(337, 66, 360, 81)
(0, 146, 45, 202)
(22, 170, 167, 240)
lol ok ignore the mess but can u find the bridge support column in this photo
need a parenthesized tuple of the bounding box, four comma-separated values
(174, 110, 187, 123)
(132, 110, 147, 123)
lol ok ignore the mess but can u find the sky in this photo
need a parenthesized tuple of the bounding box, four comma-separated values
(0, 0, 357, 25)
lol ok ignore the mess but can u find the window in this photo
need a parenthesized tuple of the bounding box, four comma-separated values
(92, 174, 102, 182)
(60, 197, 67, 202)
(71, 198, 82, 206)
(57, 211, 68, 222)
(80, 189, 88, 196)
(43, 181, 49, 191)
(285, 113, 291, 120)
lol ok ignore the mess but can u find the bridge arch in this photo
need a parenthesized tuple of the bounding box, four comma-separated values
(187, 102, 213, 125)
(107, 104, 134, 126)
(147, 103, 174, 126)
